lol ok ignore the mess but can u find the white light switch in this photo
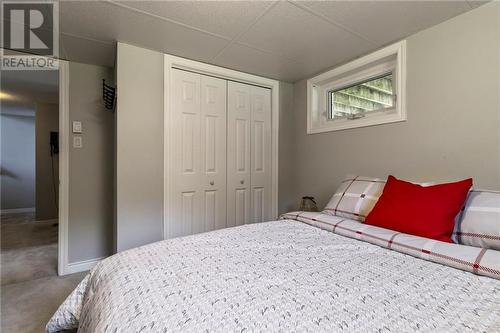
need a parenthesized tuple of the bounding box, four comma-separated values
(72, 121, 82, 133)
(73, 135, 83, 148)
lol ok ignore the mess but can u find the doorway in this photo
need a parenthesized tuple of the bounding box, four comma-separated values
(0, 69, 60, 285)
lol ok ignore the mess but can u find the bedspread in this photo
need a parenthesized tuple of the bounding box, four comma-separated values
(47, 219, 500, 332)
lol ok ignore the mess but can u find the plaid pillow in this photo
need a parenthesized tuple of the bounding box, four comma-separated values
(323, 176, 386, 222)
(453, 190, 500, 250)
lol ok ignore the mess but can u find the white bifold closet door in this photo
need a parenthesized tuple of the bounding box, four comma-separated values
(227, 81, 272, 226)
(170, 69, 227, 238)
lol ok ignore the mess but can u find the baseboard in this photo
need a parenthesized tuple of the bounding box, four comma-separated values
(1, 207, 35, 215)
(36, 218, 58, 224)
(62, 256, 105, 275)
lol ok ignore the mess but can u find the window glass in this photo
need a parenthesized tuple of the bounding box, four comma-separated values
(329, 73, 394, 119)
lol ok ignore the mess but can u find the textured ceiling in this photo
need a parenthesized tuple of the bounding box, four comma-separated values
(11, 1, 491, 82)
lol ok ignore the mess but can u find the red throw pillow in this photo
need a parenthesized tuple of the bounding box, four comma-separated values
(365, 175, 472, 243)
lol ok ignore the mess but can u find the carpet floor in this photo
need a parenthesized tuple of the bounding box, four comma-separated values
(1, 213, 86, 333)
(1, 272, 86, 333)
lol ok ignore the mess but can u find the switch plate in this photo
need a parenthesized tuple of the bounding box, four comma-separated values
(72, 121, 82, 133)
(73, 135, 83, 148)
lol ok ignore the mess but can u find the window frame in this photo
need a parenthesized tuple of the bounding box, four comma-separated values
(307, 40, 406, 134)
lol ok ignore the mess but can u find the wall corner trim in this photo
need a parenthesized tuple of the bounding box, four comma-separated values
(58, 60, 71, 276)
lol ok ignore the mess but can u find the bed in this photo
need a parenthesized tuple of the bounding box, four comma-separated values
(47, 212, 500, 332)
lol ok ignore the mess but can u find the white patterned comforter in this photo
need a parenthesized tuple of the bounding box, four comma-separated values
(47, 219, 500, 333)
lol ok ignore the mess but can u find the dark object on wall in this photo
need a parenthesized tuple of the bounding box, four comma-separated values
(102, 79, 116, 111)
(50, 131, 59, 210)
(300, 196, 318, 212)
(50, 131, 59, 155)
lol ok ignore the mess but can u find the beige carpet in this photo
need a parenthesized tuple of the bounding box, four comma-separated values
(2, 243, 58, 285)
(1, 272, 86, 333)
(1, 213, 86, 333)
(1, 221, 58, 250)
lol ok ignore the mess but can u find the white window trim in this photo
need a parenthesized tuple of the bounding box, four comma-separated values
(307, 40, 406, 134)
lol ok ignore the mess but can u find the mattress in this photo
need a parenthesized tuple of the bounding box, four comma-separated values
(47, 216, 500, 332)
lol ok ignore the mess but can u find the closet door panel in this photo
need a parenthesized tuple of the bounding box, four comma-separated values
(181, 191, 200, 236)
(204, 190, 217, 232)
(201, 76, 227, 231)
(171, 69, 202, 237)
(170, 71, 273, 237)
(252, 186, 265, 222)
(170, 71, 228, 237)
(250, 86, 272, 223)
(227, 81, 251, 227)
(234, 188, 249, 226)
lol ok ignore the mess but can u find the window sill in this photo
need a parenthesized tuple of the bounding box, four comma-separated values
(308, 111, 406, 134)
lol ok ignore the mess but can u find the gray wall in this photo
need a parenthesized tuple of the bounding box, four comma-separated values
(0, 113, 36, 211)
(278, 82, 296, 214)
(68, 62, 114, 263)
(280, 2, 500, 213)
(115, 42, 164, 252)
(35, 102, 59, 220)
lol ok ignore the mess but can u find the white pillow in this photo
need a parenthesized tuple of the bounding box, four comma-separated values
(452, 190, 500, 250)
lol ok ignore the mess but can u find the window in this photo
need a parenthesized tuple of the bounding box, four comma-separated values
(307, 41, 406, 133)
(328, 72, 394, 120)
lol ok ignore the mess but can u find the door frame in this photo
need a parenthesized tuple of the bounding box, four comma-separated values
(58, 60, 70, 276)
(163, 54, 280, 240)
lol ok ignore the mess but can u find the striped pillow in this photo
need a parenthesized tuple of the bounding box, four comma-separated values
(280, 211, 500, 280)
(453, 190, 500, 250)
(323, 176, 386, 222)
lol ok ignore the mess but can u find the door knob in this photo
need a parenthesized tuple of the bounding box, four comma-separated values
(240, 180, 244, 184)
(210, 181, 214, 186)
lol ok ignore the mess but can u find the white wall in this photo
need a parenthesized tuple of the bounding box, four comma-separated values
(0, 113, 35, 211)
(279, 2, 500, 212)
(278, 82, 296, 213)
(68, 62, 114, 263)
(115, 43, 164, 252)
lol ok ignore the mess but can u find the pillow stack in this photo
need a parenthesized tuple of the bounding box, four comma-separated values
(323, 175, 499, 250)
